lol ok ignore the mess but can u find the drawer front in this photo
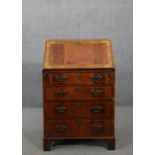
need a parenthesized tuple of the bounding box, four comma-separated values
(45, 101, 114, 119)
(43, 71, 114, 85)
(45, 120, 114, 137)
(45, 86, 113, 101)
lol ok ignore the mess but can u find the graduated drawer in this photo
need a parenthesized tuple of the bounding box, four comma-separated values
(45, 101, 114, 119)
(45, 86, 114, 101)
(45, 119, 114, 137)
(43, 70, 114, 86)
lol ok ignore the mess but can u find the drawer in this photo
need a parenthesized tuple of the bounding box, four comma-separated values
(43, 71, 114, 85)
(45, 119, 114, 137)
(45, 86, 114, 101)
(45, 101, 114, 119)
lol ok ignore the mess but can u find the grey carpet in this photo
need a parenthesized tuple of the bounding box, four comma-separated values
(23, 105, 132, 155)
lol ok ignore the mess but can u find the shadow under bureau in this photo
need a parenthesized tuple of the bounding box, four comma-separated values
(42, 40, 115, 151)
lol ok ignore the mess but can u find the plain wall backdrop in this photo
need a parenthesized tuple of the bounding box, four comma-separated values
(22, 0, 133, 107)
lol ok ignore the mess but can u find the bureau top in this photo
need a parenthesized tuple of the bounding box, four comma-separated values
(43, 40, 115, 69)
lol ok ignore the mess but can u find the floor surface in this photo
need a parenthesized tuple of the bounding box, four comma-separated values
(23, 105, 133, 155)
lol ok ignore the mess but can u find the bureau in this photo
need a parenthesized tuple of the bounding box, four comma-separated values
(42, 40, 115, 151)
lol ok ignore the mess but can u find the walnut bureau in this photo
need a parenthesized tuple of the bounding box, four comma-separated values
(42, 40, 115, 151)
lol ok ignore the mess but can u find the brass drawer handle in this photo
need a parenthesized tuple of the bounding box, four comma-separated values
(55, 125, 67, 132)
(90, 124, 103, 131)
(91, 75, 103, 82)
(55, 107, 67, 113)
(55, 89, 67, 97)
(91, 106, 103, 113)
(90, 89, 103, 96)
(55, 75, 68, 82)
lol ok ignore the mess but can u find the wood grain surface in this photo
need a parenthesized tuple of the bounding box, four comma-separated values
(43, 40, 114, 69)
